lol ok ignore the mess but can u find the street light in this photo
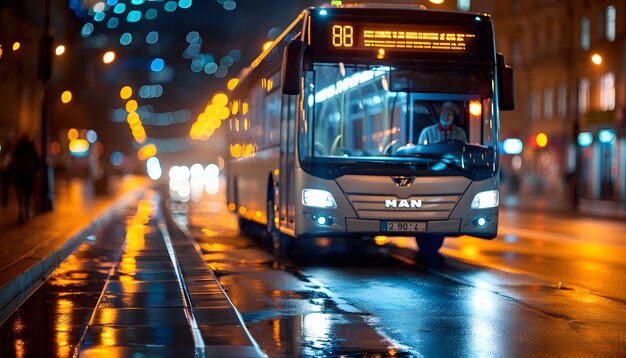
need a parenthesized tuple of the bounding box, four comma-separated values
(591, 53, 602, 65)
(55, 45, 65, 56)
(103, 51, 116, 64)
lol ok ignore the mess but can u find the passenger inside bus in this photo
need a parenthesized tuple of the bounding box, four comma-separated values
(417, 101, 467, 145)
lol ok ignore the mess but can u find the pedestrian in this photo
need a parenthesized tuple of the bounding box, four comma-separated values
(0, 139, 12, 208)
(11, 133, 40, 224)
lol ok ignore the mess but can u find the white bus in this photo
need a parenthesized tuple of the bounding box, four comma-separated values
(226, 4, 514, 254)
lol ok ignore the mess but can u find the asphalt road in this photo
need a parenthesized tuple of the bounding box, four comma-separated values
(2, 180, 625, 357)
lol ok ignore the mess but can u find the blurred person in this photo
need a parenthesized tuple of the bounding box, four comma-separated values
(11, 133, 40, 224)
(1, 139, 12, 207)
(418, 101, 468, 145)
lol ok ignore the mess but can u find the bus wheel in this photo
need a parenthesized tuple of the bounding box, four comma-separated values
(266, 198, 293, 257)
(415, 235, 445, 254)
(266, 197, 281, 254)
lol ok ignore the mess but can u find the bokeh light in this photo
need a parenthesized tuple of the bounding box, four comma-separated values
(120, 33, 133, 45)
(178, 0, 192, 9)
(146, 31, 159, 44)
(150, 58, 165, 72)
(111, 151, 124, 167)
(86, 130, 98, 144)
(68, 128, 78, 141)
(103, 51, 116, 63)
(145, 8, 158, 20)
(113, 3, 126, 14)
(61, 91, 72, 104)
(127, 10, 142, 23)
(164, 1, 177, 12)
(55, 45, 66, 56)
(223, 0, 236, 10)
(81, 23, 94, 37)
(120, 86, 133, 99)
(107, 17, 119, 29)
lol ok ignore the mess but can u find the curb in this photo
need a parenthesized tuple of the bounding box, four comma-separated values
(0, 186, 147, 325)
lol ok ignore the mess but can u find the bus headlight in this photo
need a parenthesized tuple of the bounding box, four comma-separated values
(471, 190, 499, 209)
(302, 189, 337, 208)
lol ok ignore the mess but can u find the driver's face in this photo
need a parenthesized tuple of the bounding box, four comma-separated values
(439, 108, 454, 127)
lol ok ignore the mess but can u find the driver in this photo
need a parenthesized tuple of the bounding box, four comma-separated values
(418, 101, 467, 145)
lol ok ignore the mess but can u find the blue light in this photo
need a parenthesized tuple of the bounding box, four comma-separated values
(502, 138, 523, 155)
(228, 49, 242, 62)
(598, 129, 616, 144)
(107, 17, 119, 29)
(86, 130, 98, 144)
(93, 11, 105, 22)
(120, 33, 133, 45)
(317, 216, 327, 225)
(131, 0, 145, 5)
(146, 31, 159, 44)
(319, 9, 328, 16)
(223, 0, 236, 10)
(113, 3, 126, 14)
(186, 31, 200, 44)
(577, 132, 593, 147)
(164, 1, 177, 12)
(107, 0, 118, 6)
(475, 16, 482, 22)
(219, 56, 234, 67)
(203, 62, 217, 74)
(151, 58, 165, 72)
(145, 9, 158, 20)
(111, 152, 124, 167)
(81, 23, 94, 37)
(127, 10, 142, 23)
(477, 217, 487, 227)
(178, 0, 192, 9)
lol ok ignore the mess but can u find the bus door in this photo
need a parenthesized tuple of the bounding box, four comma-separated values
(279, 95, 297, 231)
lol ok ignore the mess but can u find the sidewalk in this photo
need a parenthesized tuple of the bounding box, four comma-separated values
(0, 174, 150, 319)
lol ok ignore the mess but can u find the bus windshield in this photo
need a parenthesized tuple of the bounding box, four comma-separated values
(300, 62, 498, 179)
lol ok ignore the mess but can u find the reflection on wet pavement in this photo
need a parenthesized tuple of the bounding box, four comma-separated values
(180, 185, 626, 357)
(1, 189, 261, 357)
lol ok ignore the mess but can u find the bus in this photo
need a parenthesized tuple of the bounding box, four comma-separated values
(226, 3, 514, 254)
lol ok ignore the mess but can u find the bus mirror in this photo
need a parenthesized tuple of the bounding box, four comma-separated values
(282, 40, 305, 95)
(497, 53, 515, 111)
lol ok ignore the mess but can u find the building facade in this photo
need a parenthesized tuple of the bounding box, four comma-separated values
(435, 0, 626, 208)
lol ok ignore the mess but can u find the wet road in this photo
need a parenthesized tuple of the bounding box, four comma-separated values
(0, 189, 260, 357)
(1, 181, 626, 357)
(180, 182, 626, 357)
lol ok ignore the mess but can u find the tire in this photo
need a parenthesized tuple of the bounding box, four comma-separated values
(266, 197, 293, 257)
(415, 235, 445, 254)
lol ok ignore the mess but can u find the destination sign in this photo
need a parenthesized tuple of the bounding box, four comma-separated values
(329, 23, 477, 53)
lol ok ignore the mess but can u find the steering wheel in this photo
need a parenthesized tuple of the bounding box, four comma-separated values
(314, 141, 328, 155)
(329, 134, 342, 156)
(381, 139, 401, 155)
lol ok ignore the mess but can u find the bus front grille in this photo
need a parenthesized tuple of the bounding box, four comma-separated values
(346, 194, 461, 220)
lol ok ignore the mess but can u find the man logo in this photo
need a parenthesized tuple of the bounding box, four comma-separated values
(391, 176, 416, 187)
(385, 199, 422, 208)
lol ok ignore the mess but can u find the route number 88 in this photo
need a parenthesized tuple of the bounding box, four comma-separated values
(332, 25, 354, 47)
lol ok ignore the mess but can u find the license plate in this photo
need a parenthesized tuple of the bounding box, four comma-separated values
(382, 221, 426, 232)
